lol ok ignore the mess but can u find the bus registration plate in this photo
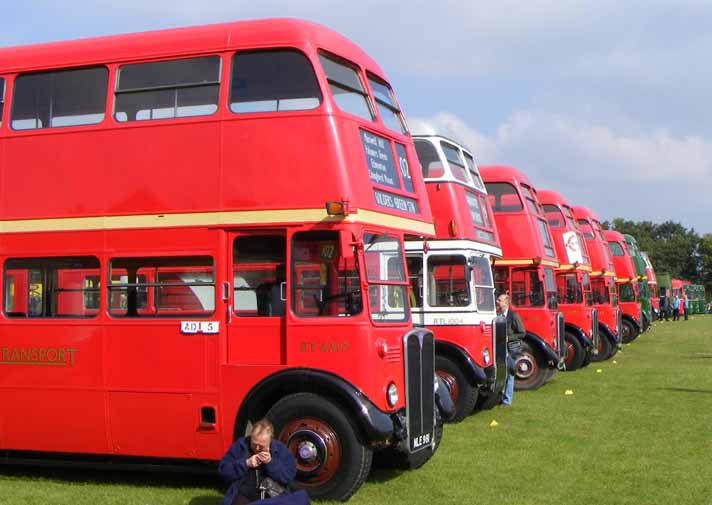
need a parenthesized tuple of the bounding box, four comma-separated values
(181, 321, 220, 334)
(411, 431, 432, 452)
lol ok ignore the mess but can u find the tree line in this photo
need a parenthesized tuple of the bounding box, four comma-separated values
(602, 219, 712, 300)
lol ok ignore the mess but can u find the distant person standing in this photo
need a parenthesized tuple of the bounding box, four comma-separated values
(672, 295, 680, 321)
(497, 293, 525, 407)
(659, 293, 669, 321)
(683, 294, 689, 321)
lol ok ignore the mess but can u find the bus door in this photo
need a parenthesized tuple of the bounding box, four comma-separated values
(228, 233, 287, 365)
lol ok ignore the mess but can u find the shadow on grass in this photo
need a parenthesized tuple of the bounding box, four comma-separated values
(657, 387, 712, 395)
(366, 465, 405, 483)
(682, 354, 712, 359)
(0, 464, 223, 491)
(189, 497, 223, 505)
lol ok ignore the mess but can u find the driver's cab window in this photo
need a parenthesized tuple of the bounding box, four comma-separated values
(427, 255, 470, 307)
(233, 235, 286, 317)
(292, 231, 362, 317)
(406, 255, 424, 308)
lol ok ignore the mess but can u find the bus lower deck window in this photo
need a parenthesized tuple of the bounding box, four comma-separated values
(3, 257, 100, 318)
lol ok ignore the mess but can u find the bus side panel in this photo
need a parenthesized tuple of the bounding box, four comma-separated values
(0, 325, 106, 453)
(2, 123, 221, 220)
(221, 117, 344, 211)
(106, 392, 196, 458)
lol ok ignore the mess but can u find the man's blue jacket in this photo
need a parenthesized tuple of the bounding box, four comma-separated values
(219, 437, 297, 505)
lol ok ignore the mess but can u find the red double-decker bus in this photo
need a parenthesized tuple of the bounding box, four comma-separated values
(480, 166, 565, 390)
(604, 230, 642, 343)
(0, 19, 442, 500)
(406, 135, 506, 421)
(572, 206, 621, 360)
(538, 190, 598, 370)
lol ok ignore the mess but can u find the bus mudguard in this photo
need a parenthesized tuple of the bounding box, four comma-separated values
(524, 331, 559, 364)
(434, 341, 487, 386)
(622, 314, 642, 333)
(233, 368, 394, 443)
(564, 323, 593, 349)
(598, 322, 618, 347)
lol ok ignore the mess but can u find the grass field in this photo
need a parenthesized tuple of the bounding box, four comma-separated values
(2, 316, 711, 505)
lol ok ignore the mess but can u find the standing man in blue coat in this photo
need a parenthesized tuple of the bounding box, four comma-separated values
(219, 419, 297, 505)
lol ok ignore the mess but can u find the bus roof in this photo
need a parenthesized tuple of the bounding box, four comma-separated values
(538, 189, 569, 208)
(0, 18, 387, 79)
(571, 205, 599, 223)
(478, 165, 535, 188)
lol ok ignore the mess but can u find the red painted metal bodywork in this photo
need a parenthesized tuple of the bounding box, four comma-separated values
(538, 191, 596, 344)
(604, 230, 641, 326)
(408, 136, 501, 380)
(571, 206, 619, 338)
(480, 166, 560, 359)
(0, 19, 434, 466)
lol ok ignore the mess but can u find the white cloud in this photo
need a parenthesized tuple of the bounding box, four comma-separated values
(411, 111, 712, 229)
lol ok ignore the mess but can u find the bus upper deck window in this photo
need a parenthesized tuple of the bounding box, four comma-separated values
(230, 50, 321, 113)
(577, 219, 595, 239)
(414, 139, 444, 178)
(463, 152, 485, 191)
(440, 141, 469, 183)
(367, 74, 407, 134)
(115, 56, 220, 122)
(11, 67, 107, 130)
(543, 204, 565, 228)
(319, 53, 373, 121)
(484, 182, 523, 212)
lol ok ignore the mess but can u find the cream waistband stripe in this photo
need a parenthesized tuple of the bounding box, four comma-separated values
(0, 208, 435, 236)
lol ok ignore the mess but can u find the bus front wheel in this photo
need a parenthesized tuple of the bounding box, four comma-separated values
(563, 332, 585, 371)
(513, 341, 547, 390)
(435, 355, 478, 422)
(621, 319, 639, 344)
(591, 334, 612, 362)
(266, 392, 372, 501)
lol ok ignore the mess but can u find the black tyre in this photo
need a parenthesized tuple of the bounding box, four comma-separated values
(621, 319, 640, 344)
(563, 331, 585, 371)
(543, 366, 558, 383)
(591, 333, 612, 363)
(607, 342, 619, 359)
(374, 410, 443, 470)
(266, 392, 372, 501)
(476, 385, 504, 410)
(435, 355, 478, 423)
(513, 341, 547, 390)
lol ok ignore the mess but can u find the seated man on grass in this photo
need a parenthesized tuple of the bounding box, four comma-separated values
(219, 418, 307, 505)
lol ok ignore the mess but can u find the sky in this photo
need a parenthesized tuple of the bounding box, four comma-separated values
(3, 1, 712, 232)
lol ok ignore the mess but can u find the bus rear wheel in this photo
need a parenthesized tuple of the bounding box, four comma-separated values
(266, 392, 372, 501)
(563, 332, 585, 371)
(621, 319, 640, 344)
(435, 355, 478, 422)
(513, 341, 546, 390)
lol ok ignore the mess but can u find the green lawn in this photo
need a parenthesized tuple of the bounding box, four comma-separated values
(2, 316, 712, 505)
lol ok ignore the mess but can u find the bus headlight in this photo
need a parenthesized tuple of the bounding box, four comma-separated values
(387, 383, 399, 407)
(482, 348, 491, 365)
